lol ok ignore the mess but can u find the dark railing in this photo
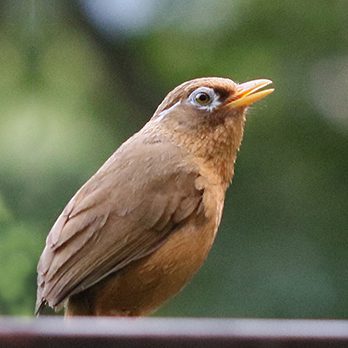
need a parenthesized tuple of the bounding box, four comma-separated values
(1, 317, 348, 347)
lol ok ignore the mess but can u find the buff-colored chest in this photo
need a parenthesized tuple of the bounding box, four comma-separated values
(67, 185, 225, 316)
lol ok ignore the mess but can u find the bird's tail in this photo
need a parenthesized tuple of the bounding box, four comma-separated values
(34, 299, 47, 317)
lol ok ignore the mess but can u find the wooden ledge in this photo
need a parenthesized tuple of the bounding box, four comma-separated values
(1, 317, 348, 347)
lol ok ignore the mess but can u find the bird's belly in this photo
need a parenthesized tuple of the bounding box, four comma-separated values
(89, 216, 218, 316)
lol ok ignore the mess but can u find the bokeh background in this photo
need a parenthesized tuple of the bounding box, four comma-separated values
(0, 0, 347, 317)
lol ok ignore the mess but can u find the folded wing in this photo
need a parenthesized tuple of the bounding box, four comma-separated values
(36, 138, 203, 314)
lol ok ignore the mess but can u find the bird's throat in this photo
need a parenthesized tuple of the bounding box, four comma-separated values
(165, 113, 247, 186)
(199, 115, 246, 185)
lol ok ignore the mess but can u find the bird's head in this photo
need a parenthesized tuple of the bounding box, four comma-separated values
(149, 77, 274, 183)
(152, 77, 273, 128)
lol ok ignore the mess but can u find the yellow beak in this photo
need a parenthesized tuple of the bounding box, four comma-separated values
(228, 79, 274, 108)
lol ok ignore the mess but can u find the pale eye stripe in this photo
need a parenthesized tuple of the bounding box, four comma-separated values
(156, 101, 181, 122)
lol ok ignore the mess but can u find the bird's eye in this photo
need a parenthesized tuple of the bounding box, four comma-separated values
(195, 92, 211, 106)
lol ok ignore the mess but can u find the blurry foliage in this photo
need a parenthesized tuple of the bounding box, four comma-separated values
(0, 0, 347, 317)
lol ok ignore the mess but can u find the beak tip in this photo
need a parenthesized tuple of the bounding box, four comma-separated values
(229, 78, 274, 108)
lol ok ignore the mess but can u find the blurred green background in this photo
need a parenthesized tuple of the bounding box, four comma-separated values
(0, 0, 347, 317)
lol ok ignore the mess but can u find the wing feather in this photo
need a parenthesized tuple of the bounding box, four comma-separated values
(36, 137, 203, 313)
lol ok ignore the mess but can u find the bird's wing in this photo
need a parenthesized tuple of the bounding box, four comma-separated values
(36, 138, 203, 313)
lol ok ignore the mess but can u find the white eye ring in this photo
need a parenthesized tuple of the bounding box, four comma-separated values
(194, 91, 211, 105)
(189, 87, 220, 111)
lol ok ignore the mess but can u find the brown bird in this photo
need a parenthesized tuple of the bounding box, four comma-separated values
(36, 77, 274, 317)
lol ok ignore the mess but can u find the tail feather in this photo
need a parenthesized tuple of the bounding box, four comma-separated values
(35, 299, 47, 317)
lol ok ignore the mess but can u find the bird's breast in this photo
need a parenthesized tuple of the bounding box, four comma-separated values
(88, 186, 224, 316)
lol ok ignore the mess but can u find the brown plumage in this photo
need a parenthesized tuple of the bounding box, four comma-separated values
(36, 77, 274, 316)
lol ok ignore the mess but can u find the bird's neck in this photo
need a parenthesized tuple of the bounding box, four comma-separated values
(194, 116, 246, 186)
(159, 114, 247, 187)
